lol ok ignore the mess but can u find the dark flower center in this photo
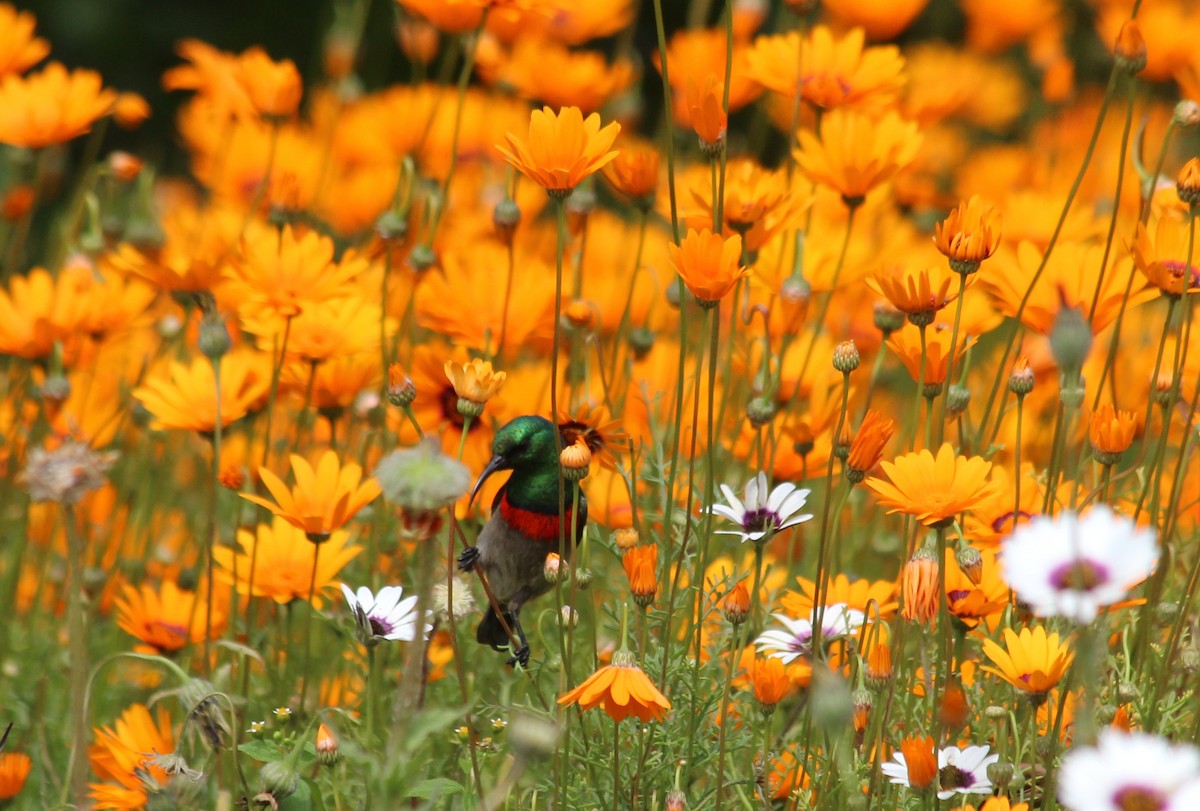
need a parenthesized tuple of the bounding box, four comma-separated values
(1050, 560, 1107, 591)
(1162, 260, 1200, 286)
(741, 507, 779, 535)
(1113, 786, 1167, 811)
(938, 764, 975, 792)
(368, 616, 393, 638)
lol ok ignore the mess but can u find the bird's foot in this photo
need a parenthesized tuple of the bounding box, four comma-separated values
(506, 644, 531, 669)
(457, 546, 480, 572)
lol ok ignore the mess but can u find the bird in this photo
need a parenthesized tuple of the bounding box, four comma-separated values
(457, 415, 587, 668)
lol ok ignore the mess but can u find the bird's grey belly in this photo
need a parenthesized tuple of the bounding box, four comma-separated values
(477, 513, 561, 609)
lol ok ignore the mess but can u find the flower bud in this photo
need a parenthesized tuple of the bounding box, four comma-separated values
(316, 723, 339, 766)
(746, 396, 777, 428)
(258, 760, 298, 799)
(851, 689, 872, 734)
(508, 711, 560, 760)
(493, 198, 521, 245)
(987, 761, 1015, 792)
(544, 553, 567, 584)
(832, 340, 860, 373)
(628, 326, 655, 360)
(945, 384, 970, 419)
(560, 605, 579, 628)
(1177, 158, 1200, 205)
(666, 789, 687, 811)
(874, 302, 906, 335)
(408, 244, 436, 273)
(375, 209, 408, 242)
(564, 300, 596, 331)
(197, 311, 232, 360)
(613, 528, 639, 551)
(1114, 21, 1147, 75)
(721, 580, 751, 625)
(560, 438, 592, 480)
(1008, 357, 1035, 396)
(574, 567, 593, 590)
(1049, 305, 1092, 374)
(956, 545, 983, 586)
(1173, 100, 1200, 129)
(386, 363, 416, 407)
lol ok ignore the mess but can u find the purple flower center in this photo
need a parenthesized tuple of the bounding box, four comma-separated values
(938, 764, 975, 792)
(741, 507, 779, 535)
(1162, 260, 1200, 287)
(368, 616, 394, 637)
(1050, 560, 1108, 591)
(1113, 786, 1167, 811)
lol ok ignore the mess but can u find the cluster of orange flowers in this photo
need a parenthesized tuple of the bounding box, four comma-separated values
(2, 0, 1200, 808)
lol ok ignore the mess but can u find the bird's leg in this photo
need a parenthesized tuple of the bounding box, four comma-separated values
(506, 612, 531, 669)
(457, 546, 480, 572)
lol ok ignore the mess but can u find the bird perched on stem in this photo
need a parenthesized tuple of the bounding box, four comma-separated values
(458, 415, 587, 667)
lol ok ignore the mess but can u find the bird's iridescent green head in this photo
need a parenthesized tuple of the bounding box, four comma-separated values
(470, 415, 560, 503)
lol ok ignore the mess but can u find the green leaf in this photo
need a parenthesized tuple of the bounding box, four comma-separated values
(404, 778, 465, 800)
(238, 739, 288, 762)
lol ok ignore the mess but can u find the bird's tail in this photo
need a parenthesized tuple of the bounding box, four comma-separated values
(476, 607, 513, 651)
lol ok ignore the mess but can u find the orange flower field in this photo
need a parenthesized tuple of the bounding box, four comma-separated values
(3, 0, 1200, 808)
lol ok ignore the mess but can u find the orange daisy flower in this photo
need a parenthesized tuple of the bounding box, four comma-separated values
(557, 650, 672, 722)
(497, 37, 634, 113)
(1132, 213, 1200, 298)
(794, 109, 921, 207)
(242, 450, 381, 542)
(823, 0, 930, 40)
(1089, 403, 1138, 464)
(0, 4, 49, 77)
(133, 350, 271, 433)
(496, 105, 621, 198)
(780, 573, 899, 620)
(0, 752, 31, 801)
(668, 228, 750, 307)
(846, 410, 897, 482)
(751, 655, 792, 710)
(685, 73, 727, 152)
(886, 322, 970, 390)
(396, 0, 485, 34)
(0, 62, 115, 148)
(114, 579, 227, 654)
(870, 264, 967, 326)
(444, 358, 507, 409)
(603, 138, 659, 206)
(980, 626, 1074, 701)
(897, 734, 938, 790)
(744, 26, 906, 112)
(225, 224, 367, 325)
(213, 516, 362, 606)
(934, 196, 1002, 274)
(864, 443, 997, 528)
(234, 46, 302, 121)
(88, 704, 174, 809)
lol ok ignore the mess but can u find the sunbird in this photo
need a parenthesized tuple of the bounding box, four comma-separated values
(458, 415, 587, 667)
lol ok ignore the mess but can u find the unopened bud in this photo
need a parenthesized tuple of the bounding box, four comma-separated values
(945, 385, 970, 419)
(1096, 703, 1119, 725)
(493, 198, 521, 245)
(874, 302, 906, 335)
(665, 789, 687, 811)
(560, 605, 578, 628)
(1008, 358, 1035, 396)
(956, 546, 983, 585)
(1049, 306, 1092, 374)
(386, 363, 416, 407)
(987, 761, 1014, 792)
(832, 340, 860, 373)
(258, 761, 298, 799)
(508, 711, 560, 760)
(628, 326, 655, 360)
(560, 439, 592, 480)
(408, 244, 436, 273)
(375, 209, 408, 242)
(1114, 21, 1147, 75)
(544, 553, 567, 584)
(1116, 683, 1139, 703)
(574, 567, 592, 591)
(316, 723, 339, 766)
(1177, 158, 1200, 205)
(197, 311, 232, 360)
(1179, 647, 1200, 673)
(721, 580, 751, 626)
(613, 528, 639, 551)
(1173, 100, 1200, 129)
(746, 396, 777, 428)
(851, 689, 872, 733)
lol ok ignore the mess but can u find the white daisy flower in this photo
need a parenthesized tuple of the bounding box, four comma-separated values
(1059, 729, 1200, 811)
(881, 743, 998, 800)
(755, 603, 866, 663)
(999, 505, 1158, 624)
(341, 584, 428, 644)
(710, 471, 813, 544)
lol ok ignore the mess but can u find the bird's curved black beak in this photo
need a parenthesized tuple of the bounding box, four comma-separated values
(470, 453, 508, 505)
